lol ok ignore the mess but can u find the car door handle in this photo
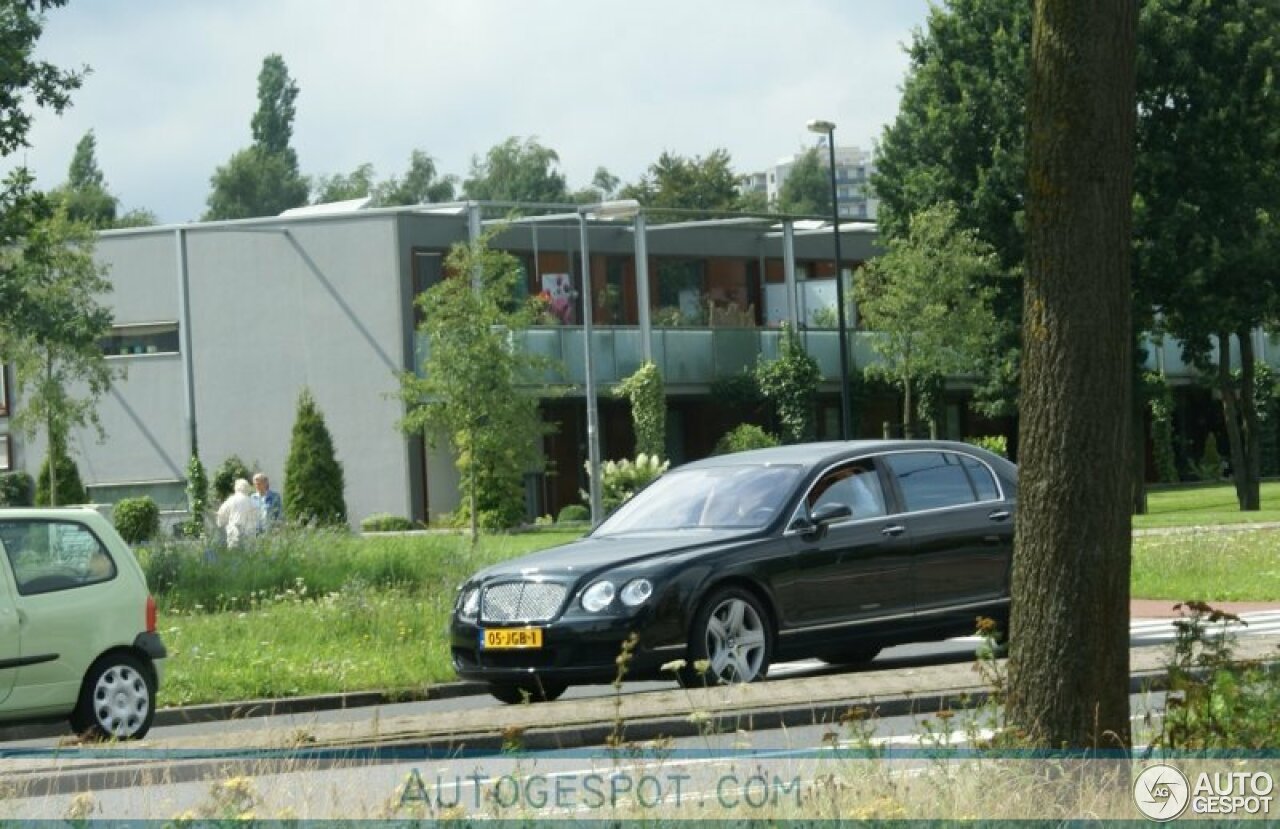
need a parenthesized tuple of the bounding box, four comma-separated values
(881, 524, 906, 537)
(988, 510, 1011, 522)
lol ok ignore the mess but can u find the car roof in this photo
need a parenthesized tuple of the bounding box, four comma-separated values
(678, 439, 1001, 471)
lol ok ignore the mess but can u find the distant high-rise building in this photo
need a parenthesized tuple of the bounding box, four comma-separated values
(741, 144, 879, 221)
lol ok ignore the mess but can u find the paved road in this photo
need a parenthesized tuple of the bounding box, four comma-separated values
(5, 611, 1276, 749)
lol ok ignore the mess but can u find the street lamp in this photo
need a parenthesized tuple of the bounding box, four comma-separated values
(578, 199, 642, 526)
(807, 118, 853, 440)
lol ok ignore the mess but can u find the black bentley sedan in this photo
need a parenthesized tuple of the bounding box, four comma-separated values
(450, 440, 1017, 704)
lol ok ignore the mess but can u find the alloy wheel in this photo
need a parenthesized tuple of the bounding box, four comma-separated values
(704, 597, 768, 683)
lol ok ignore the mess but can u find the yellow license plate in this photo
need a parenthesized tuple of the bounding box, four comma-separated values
(481, 628, 543, 650)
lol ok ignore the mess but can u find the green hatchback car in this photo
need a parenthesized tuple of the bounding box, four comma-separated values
(0, 507, 166, 740)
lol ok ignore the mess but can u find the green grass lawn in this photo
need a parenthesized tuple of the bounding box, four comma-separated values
(151, 521, 1279, 706)
(1136, 481, 1280, 529)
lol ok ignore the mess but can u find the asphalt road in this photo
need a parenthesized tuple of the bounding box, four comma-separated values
(7, 612, 1277, 749)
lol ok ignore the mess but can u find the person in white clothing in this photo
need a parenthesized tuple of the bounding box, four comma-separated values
(216, 478, 259, 547)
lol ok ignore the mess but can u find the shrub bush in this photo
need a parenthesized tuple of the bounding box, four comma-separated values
(756, 324, 820, 443)
(0, 471, 34, 507)
(617, 362, 666, 459)
(284, 387, 348, 527)
(585, 454, 670, 514)
(714, 424, 780, 455)
(212, 455, 252, 502)
(556, 504, 589, 523)
(964, 435, 1009, 459)
(360, 513, 416, 533)
(114, 496, 160, 544)
(35, 440, 87, 506)
(1197, 432, 1224, 481)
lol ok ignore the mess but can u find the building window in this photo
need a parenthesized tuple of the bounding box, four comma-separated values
(0, 434, 10, 471)
(100, 322, 179, 357)
(0, 363, 7, 416)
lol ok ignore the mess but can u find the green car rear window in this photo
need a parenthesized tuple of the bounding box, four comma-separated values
(0, 519, 117, 596)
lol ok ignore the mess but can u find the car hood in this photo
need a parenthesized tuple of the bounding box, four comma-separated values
(467, 529, 754, 584)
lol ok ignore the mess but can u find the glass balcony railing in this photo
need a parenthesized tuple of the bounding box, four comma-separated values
(412, 327, 1280, 388)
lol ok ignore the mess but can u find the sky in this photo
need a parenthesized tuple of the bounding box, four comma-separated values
(11, 0, 934, 224)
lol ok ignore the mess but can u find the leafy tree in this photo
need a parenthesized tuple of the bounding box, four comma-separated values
(1008, 0, 1137, 748)
(397, 232, 551, 540)
(0, 200, 116, 506)
(283, 387, 348, 527)
(855, 202, 1004, 435)
(872, 0, 1031, 414)
(755, 324, 821, 443)
(1134, 0, 1280, 511)
(311, 162, 376, 203)
(212, 454, 252, 502)
(616, 362, 666, 459)
(35, 436, 86, 506)
(204, 54, 309, 219)
(113, 207, 158, 228)
(462, 137, 567, 204)
(776, 148, 831, 215)
(51, 130, 117, 227)
(0, 0, 85, 328)
(620, 149, 745, 212)
(0, 0, 84, 158)
(378, 150, 456, 205)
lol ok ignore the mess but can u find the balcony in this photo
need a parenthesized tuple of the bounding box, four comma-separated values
(412, 328, 1280, 391)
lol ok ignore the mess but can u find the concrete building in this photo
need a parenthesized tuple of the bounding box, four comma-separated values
(742, 144, 879, 220)
(0, 203, 891, 526)
(3, 201, 1276, 526)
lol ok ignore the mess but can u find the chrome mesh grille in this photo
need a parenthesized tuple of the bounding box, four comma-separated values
(481, 582, 567, 622)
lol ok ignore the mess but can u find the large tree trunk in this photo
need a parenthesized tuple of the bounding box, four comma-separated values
(1010, 0, 1137, 748)
(1220, 329, 1262, 510)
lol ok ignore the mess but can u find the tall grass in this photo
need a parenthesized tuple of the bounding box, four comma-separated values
(138, 529, 582, 611)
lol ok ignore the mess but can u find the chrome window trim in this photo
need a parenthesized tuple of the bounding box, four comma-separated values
(784, 447, 1009, 537)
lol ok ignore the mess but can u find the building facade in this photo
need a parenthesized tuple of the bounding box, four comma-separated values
(742, 144, 880, 221)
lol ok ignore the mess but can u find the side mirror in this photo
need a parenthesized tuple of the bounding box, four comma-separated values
(796, 502, 851, 541)
(811, 503, 852, 526)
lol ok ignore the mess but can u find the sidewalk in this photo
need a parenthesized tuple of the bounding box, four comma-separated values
(1131, 598, 1280, 619)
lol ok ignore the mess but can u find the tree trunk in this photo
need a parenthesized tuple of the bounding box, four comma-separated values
(1010, 0, 1137, 748)
(1217, 332, 1255, 510)
(1235, 328, 1261, 509)
(903, 374, 914, 439)
(468, 427, 479, 545)
(46, 357, 58, 508)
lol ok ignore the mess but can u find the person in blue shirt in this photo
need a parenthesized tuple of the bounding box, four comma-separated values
(251, 472, 283, 531)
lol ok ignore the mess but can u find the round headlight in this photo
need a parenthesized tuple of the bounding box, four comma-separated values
(620, 578, 653, 607)
(581, 581, 616, 613)
(460, 588, 480, 619)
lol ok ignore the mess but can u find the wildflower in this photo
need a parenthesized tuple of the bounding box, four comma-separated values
(660, 658, 688, 673)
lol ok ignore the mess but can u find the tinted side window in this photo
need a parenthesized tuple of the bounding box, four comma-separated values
(807, 459, 887, 519)
(885, 452, 977, 512)
(960, 455, 1000, 501)
(0, 520, 117, 596)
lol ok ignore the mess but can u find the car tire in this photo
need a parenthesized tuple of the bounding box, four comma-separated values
(681, 586, 772, 687)
(488, 680, 569, 705)
(819, 645, 882, 666)
(70, 653, 156, 740)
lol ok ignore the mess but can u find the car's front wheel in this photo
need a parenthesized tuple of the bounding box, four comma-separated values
(488, 680, 568, 705)
(683, 587, 772, 687)
(71, 653, 156, 740)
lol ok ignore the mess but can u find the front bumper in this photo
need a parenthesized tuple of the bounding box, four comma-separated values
(450, 614, 682, 686)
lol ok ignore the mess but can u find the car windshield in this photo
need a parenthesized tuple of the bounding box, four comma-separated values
(594, 464, 803, 535)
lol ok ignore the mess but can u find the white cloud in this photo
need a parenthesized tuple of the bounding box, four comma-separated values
(8, 0, 930, 222)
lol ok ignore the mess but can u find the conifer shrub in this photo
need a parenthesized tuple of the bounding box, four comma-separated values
(284, 387, 348, 527)
(35, 440, 88, 506)
(183, 452, 210, 538)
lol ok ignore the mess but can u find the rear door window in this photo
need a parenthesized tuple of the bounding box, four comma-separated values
(960, 455, 1000, 502)
(884, 452, 978, 512)
(0, 520, 117, 596)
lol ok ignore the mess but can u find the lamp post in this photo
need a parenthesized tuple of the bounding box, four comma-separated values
(578, 199, 642, 526)
(807, 118, 853, 440)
